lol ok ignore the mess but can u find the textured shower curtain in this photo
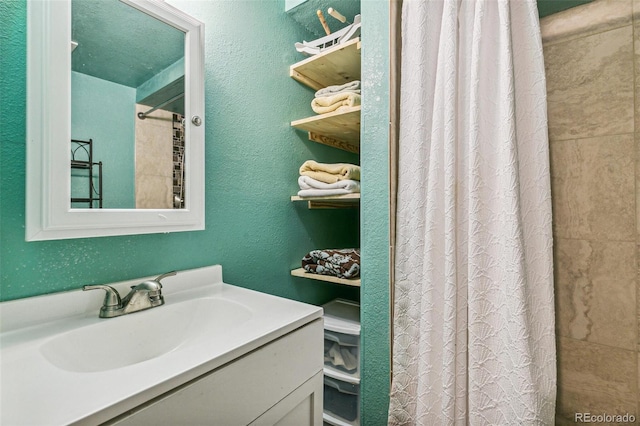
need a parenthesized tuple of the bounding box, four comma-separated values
(389, 0, 556, 424)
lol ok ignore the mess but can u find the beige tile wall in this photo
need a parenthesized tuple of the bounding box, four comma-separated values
(541, 0, 639, 423)
(134, 105, 174, 209)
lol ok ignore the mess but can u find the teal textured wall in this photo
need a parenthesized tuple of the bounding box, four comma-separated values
(0, 0, 359, 307)
(537, 0, 593, 17)
(0, 0, 391, 421)
(285, 0, 361, 38)
(360, 0, 391, 423)
(71, 71, 136, 209)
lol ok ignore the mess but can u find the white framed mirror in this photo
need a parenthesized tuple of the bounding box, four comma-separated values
(26, 0, 205, 241)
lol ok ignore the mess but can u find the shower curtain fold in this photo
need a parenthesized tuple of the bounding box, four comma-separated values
(389, 0, 556, 424)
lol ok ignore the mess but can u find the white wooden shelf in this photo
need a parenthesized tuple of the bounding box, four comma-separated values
(291, 106, 361, 154)
(291, 193, 360, 209)
(290, 38, 361, 91)
(291, 268, 361, 287)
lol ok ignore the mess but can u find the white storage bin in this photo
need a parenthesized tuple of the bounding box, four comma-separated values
(324, 411, 359, 426)
(323, 375, 360, 425)
(322, 299, 360, 380)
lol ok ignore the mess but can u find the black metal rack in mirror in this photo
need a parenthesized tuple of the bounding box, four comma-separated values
(71, 139, 103, 208)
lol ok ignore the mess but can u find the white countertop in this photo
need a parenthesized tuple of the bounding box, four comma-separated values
(0, 265, 323, 425)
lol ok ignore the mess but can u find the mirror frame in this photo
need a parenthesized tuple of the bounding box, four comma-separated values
(26, 0, 205, 241)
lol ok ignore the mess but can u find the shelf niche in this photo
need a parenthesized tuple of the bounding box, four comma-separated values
(290, 106, 361, 154)
(291, 193, 360, 209)
(290, 38, 361, 91)
(291, 268, 361, 287)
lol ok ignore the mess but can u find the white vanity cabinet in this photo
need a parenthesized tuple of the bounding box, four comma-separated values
(0, 266, 325, 426)
(107, 319, 324, 426)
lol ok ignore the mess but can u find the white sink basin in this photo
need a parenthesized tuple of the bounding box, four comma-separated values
(1, 265, 323, 426)
(40, 297, 252, 373)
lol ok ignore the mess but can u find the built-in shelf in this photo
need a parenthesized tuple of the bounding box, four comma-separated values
(291, 193, 360, 209)
(290, 38, 361, 91)
(291, 106, 361, 153)
(290, 268, 361, 287)
(288, 37, 361, 293)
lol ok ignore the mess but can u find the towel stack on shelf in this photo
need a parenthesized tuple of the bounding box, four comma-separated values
(297, 160, 361, 198)
(311, 80, 361, 115)
(302, 248, 361, 279)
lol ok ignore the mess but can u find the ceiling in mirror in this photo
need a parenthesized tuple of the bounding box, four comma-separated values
(71, 0, 184, 88)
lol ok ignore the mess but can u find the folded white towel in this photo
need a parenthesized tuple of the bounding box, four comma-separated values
(297, 176, 360, 198)
(298, 175, 361, 191)
(311, 92, 361, 115)
(298, 188, 357, 197)
(315, 80, 361, 98)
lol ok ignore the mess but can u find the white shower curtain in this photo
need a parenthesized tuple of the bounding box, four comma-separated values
(389, 0, 556, 424)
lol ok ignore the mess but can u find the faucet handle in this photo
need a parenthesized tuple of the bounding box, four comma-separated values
(128, 271, 175, 305)
(83, 285, 123, 316)
(154, 270, 177, 285)
(149, 271, 175, 303)
(131, 271, 176, 292)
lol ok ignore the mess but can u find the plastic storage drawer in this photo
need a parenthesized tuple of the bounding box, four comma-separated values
(322, 299, 360, 379)
(323, 375, 360, 424)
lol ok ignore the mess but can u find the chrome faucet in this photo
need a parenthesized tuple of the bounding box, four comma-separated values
(83, 271, 176, 318)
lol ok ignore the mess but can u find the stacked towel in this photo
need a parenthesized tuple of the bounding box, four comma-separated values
(315, 80, 361, 98)
(299, 160, 360, 183)
(302, 248, 360, 279)
(311, 92, 361, 114)
(298, 176, 360, 198)
(312, 80, 361, 115)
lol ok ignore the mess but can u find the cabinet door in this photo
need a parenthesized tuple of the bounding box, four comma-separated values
(108, 319, 323, 425)
(249, 371, 323, 426)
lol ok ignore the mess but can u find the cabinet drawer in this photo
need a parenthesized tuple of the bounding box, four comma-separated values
(322, 299, 360, 380)
(323, 375, 359, 424)
(324, 329, 360, 378)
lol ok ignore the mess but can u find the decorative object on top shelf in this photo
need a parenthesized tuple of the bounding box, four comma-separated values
(327, 8, 348, 24)
(295, 14, 361, 56)
(316, 9, 331, 35)
(290, 37, 361, 91)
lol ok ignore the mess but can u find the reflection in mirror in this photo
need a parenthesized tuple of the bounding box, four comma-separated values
(71, 0, 185, 209)
(26, 0, 205, 241)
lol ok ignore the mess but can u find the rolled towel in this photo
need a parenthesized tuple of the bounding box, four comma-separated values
(297, 175, 360, 198)
(299, 160, 360, 183)
(311, 92, 361, 115)
(302, 248, 360, 279)
(315, 80, 361, 98)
